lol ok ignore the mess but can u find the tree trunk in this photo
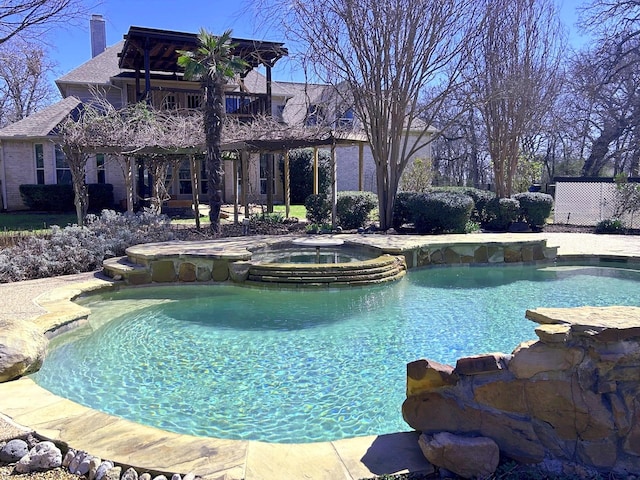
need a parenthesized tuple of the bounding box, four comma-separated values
(581, 119, 627, 176)
(204, 76, 225, 234)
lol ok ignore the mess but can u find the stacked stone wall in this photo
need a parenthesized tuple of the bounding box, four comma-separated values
(402, 306, 640, 474)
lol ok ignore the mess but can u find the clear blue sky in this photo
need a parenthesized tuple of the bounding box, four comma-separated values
(45, 0, 588, 89)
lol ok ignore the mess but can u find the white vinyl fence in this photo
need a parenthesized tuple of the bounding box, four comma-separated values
(553, 178, 640, 227)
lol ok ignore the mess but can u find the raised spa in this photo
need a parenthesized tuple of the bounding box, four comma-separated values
(32, 263, 640, 443)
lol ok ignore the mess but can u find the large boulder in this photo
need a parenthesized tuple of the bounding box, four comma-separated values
(0, 318, 48, 382)
(419, 432, 499, 479)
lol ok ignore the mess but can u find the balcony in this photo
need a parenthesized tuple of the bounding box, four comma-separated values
(225, 93, 269, 121)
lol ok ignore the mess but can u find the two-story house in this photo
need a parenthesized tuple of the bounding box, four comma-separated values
(0, 16, 432, 213)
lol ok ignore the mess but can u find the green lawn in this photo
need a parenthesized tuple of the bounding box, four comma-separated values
(273, 204, 307, 219)
(0, 212, 77, 232)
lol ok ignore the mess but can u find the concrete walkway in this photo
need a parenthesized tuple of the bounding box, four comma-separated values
(1, 232, 639, 479)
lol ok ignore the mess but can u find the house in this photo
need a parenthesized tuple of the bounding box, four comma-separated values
(0, 16, 433, 213)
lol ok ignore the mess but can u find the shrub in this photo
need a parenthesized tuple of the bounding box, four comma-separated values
(595, 218, 627, 234)
(426, 187, 494, 223)
(305, 194, 332, 224)
(19, 184, 74, 211)
(250, 212, 285, 224)
(483, 197, 520, 231)
(85, 209, 174, 257)
(0, 209, 174, 283)
(409, 191, 474, 234)
(393, 191, 419, 230)
(280, 148, 332, 203)
(88, 184, 115, 212)
(460, 188, 495, 223)
(19, 183, 115, 213)
(512, 192, 553, 230)
(336, 191, 377, 229)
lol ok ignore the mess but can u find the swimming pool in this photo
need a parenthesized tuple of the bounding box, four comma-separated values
(32, 263, 640, 443)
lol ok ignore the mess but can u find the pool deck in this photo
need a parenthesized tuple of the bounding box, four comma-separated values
(1, 232, 640, 480)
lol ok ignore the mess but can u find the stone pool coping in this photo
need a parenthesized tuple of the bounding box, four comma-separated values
(2, 232, 640, 479)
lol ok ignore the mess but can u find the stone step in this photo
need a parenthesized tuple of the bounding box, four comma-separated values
(102, 256, 147, 280)
(248, 262, 400, 279)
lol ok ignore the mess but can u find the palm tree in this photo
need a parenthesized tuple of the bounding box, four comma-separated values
(177, 29, 247, 233)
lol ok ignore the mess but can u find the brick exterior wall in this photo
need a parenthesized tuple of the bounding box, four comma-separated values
(2, 141, 37, 210)
(1, 139, 128, 211)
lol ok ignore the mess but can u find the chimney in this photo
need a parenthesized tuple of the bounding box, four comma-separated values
(90, 14, 106, 57)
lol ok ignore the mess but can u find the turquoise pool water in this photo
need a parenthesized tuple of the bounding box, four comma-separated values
(33, 264, 640, 443)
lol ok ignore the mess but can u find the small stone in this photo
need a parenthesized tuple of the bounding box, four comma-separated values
(104, 466, 122, 480)
(77, 454, 93, 475)
(122, 466, 139, 480)
(139, 473, 152, 480)
(62, 449, 76, 468)
(0, 438, 29, 463)
(151, 476, 168, 480)
(171, 474, 182, 480)
(15, 441, 62, 473)
(88, 456, 102, 480)
(182, 473, 196, 480)
(69, 450, 86, 474)
(95, 460, 114, 480)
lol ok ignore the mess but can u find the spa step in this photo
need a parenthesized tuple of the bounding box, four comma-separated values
(246, 254, 407, 287)
(102, 256, 148, 282)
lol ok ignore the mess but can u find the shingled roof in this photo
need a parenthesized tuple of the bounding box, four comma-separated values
(56, 41, 125, 87)
(0, 96, 81, 139)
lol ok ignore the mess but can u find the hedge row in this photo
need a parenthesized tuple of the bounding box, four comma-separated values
(19, 184, 115, 213)
(393, 188, 553, 233)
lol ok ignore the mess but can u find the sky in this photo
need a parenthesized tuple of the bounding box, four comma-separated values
(45, 0, 590, 90)
(47, 0, 301, 83)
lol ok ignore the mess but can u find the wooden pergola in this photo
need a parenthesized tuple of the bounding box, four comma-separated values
(222, 130, 368, 225)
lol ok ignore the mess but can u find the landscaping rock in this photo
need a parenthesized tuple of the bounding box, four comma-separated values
(104, 465, 122, 480)
(139, 473, 152, 480)
(0, 318, 48, 382)
(418, 432, 499, 479)
(0, 438, 28, 462)
(88, 456, 102, 480)
(95, 460, 114, 480)
(62, 448, 75, 468)
(122, 466, 139, 479)
(14, 441, 62, 473)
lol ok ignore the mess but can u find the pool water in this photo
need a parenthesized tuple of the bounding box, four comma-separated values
(32, 264, 640, 443)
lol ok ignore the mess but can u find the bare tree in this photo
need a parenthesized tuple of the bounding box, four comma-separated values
(258, 0, 479, 230)
(464, 0, 563, 197)
(0, 0, 91, 45)
(0, 38, 57, 126)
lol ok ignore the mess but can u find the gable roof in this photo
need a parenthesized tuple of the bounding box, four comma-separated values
(56, 41, 125, 87)
(0, 96, 81, 139)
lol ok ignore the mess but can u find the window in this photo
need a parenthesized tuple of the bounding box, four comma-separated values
(34, 144, 44, 184)
(226, 94, 249, 114)
(338, 109, 354, 128)
(306, 104, 324, 126)
(55, 146, 71, 185)
(260, 153, 276, 195)
(178, 161, 192, 194)
(187, 94, 202, 109)
(96, 154, 106, 184)
(276, 104, 285, 122)
(162, 94, 177, 110)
